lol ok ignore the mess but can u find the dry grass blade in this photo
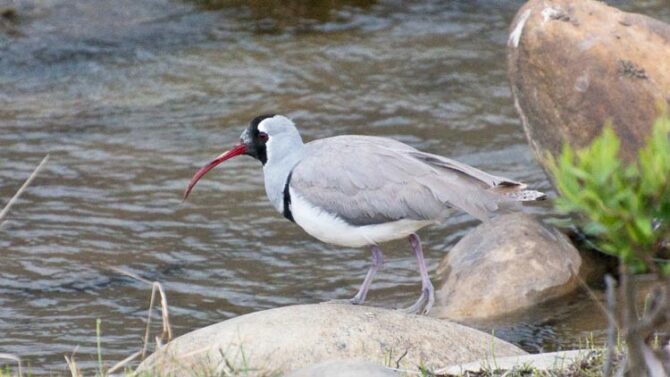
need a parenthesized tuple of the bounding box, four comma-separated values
(0, 353, 23, 377)
(155, 336, 163, 350)
(64, 355, 82, 377)
(107, 350, 142, 375)
(108, 266, 173, 359)
(143, 281, 172, 357)
(573, 268, 619, 330)
(603, 275, 618, 377)
(64, 346, 82, 377)
(0, 154, 49, 223)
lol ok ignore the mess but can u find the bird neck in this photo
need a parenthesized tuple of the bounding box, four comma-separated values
(263, 141, 305, 213)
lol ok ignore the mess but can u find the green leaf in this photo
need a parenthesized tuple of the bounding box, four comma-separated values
(549, 113, 670, 273)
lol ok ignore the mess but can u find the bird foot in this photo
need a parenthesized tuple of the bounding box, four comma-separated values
(400, 286, 435, 315)
(322, 297, 365, 306)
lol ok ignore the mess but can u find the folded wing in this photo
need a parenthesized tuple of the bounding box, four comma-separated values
(290, 135, 538, 225)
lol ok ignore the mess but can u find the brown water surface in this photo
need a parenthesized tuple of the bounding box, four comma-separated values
(1, 0, 669, 373)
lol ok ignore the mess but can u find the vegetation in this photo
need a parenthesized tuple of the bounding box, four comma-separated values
(549, 113, 670, 273)
(548, 109, 670, 376)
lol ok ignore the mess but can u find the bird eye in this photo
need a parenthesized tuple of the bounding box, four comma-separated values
(258, 132, 269, 141)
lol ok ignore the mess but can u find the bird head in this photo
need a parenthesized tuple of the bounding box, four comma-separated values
(183, 114, 301, 200)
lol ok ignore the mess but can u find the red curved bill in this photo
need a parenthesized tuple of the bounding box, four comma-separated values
(183, 144, 247, 200)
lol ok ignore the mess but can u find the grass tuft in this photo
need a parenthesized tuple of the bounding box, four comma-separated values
(108, 266, 173, 359)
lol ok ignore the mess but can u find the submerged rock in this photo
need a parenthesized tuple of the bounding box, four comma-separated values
(137, 304, 525, 375)
(507, 0, 670, 179)
(433, 213, 583, 321)
(0, 7, 18, 35)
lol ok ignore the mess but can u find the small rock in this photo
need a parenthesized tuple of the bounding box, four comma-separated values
(507, 0, 670, 183)
(285, 360, 399, 377)
(433, 213, 583, 321)
(138, 304, 526, 375)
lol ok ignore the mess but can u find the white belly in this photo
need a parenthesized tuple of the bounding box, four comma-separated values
(289, 189, 434, 248)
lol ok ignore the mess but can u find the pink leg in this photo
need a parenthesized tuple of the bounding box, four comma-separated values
(351, 245, 384, 304)
(403, 233, 434, 314)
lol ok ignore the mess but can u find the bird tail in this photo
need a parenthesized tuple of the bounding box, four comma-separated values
(502, 189, 547, 202)
(490, 182, 546, 202)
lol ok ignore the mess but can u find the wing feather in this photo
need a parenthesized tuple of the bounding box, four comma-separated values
(290, 136, 522, 225)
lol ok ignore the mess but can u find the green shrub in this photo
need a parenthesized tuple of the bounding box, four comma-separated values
(548, 111, 670, 273)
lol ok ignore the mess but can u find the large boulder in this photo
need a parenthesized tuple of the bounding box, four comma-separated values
(507, 0, 670, 178)
(137, 304, 526, 375)
(433, 213, 584, 321)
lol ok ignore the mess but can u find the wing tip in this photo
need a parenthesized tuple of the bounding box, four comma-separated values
(492, 180, 527, 193)
(504, 189, 547, 202)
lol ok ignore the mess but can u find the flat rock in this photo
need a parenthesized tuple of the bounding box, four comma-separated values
(137, 304, 526, 375)
(507, 0, 670, 179)
(433, 213, 583, 321)
(285, 360, 399, 377)
(438, 349, 594, 375)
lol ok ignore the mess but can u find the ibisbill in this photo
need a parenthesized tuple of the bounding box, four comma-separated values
(184, 114, 545, 315)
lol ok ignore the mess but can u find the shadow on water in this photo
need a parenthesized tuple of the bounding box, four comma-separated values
(1, 0, 670, 373)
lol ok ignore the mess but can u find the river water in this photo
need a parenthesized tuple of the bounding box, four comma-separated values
(1, 0, 669, 373)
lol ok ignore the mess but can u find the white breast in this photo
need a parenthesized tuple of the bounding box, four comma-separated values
(289, 189, 434, 248)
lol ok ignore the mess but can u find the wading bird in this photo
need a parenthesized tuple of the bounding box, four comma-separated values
(184, 114, 545, 314)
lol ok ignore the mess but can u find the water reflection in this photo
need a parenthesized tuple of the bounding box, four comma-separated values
(189, 0, 377, 33)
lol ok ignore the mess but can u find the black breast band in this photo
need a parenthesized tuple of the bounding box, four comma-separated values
(282, 171, 295, 223)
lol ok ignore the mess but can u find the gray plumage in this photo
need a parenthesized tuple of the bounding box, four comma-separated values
(290, 135, 544, 225)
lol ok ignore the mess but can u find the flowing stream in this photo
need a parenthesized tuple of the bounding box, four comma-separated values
(1, 0, 669, 373)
